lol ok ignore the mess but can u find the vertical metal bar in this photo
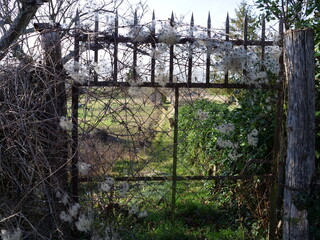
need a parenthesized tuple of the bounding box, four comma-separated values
(171, 87, 179, 238)
(242, 14, 248, 81)
(261, 15, 266, 64)
(206, 12, 211, 84)
(243, 14, 248, 48)
(169, 12, 174, 84)
(269, 18, 285, 240)
(113, 11, 118, 83)
(151, 10, 156, 84)
(187, 14, 194, 84)
(224, 14, 230, 85)
(133, 10, 138, 81)
(71, 10, 80, 202)
(94, 12, 99, 85)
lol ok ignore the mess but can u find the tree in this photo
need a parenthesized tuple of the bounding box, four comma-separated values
(0, 0, 44, 61)
(0, 0, 123, 62)
(230, 0, 259, 40)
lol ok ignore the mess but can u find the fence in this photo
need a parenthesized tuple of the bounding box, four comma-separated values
(59, 9, 286, 239)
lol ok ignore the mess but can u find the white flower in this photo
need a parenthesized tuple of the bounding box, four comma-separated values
(251, 129, 258, 136)
(77, 162, 92, 175)
(75, 214, 93, 232)
(216, 123, 235, 134)
(101, 182, 112, 192)
(138, 210, 148, 218)
(101, 177, 114, 192)
(197, 110, 209, 121)
(216, 138, 234, 148)
(69, 72, 87, 85)
(59, 211, 72, 223)
(228, 150, 242, 160)
(159, 25, 179, 45)
(119, 182, 129, 196)
(105, 177, 114, 185)
(130, 25, 149, 42)
(1, 227, 22, 240)
(59, 117, 72, 131)
(247, 129, 259, 146)
(68, 203, 80, 217)
(61, 193, 70, 205)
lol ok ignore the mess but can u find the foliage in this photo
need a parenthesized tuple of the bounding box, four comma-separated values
(178, 90, 277, 176)
(255, 0, 320, 30)
(230, 0, 260, 40)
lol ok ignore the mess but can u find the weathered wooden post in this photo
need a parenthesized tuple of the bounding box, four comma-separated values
(283, 29, 315, 240)
(34, 22, 69, 238)
(34, 23, 68, 185)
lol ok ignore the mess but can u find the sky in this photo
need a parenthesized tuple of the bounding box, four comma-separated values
(129, 0, 257, 28)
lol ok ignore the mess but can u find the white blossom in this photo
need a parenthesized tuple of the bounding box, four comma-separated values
(138, 210, 148, 218)
(247, 129, 259, 146)
(130, 25, 149, 42)
(101, 177, 114, 192)
(77, 162, 92, 175)
(216, 138, 234, 148)
(1, 227, 22, 240)
(59, 211, 72, 223)
(68, 203, 80, 217)
(59, 117, 72, 131)
(105, 177, 114, 185)
(216, 123, 235, 134)
(159, 25, 179, 45)
(119, 182, 129, 196)
(75, 214, 93, 232)
(228, 150, 242, 161)
(197, 110, 209, 121)
(61, 193, 70, 205)
(101, 182, 112, 192)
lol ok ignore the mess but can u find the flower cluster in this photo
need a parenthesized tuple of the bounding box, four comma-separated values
(59, 202, 81, 222)
(119, 182, 130, 196)
(197, 109, 209, 120)
(1, 227, 22, 240)
(129, 25, 149, 42)
(263, 46, 282, 75)
(216, 123, 235, 135)
(64, 61, 89, 85)
(247, 129, 259, 146)
(216, 46, 247, 72)
(77, 161, 92, 175)
(59, 116, 73, 131)
(216, 138, 236, 148)
(100, 177, 115, 192)
(75, 213, 93, 232)
(93, 60, 112, 77)
(128, 205, 148, 218)
(158, 24, 179, 45)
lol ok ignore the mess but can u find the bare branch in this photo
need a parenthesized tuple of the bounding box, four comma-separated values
(0, 0, 47, 61)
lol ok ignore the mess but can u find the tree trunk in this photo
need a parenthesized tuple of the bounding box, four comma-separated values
(283, 29, 315, 240)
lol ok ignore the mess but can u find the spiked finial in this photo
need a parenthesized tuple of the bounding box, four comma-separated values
(170, 12, 174, 27)
(190, 13, 194, 27)
(226, 13, 230, 40)
(134, 10, 138, 25)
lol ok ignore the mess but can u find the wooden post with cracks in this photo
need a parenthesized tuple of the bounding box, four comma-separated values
(35, 23, 68, 187)
(283, 29, 315, 240)
(35, 22, 69, 238)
